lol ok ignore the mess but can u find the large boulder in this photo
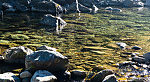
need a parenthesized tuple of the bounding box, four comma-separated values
(31, 70, 57, 82)
(40, 14, 67, 28)
(90, 69, 114, 82)
(3, 46, 33, 64)
(25, 50, 69, 73)
(123, 0, 144, 7)
(0, 72, 20, 82)
(30, 0, 63, 15)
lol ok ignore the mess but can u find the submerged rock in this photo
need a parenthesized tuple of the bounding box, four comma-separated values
(31, 70, 57, 82)
(3, 46, 33, 64)
(25, 50, 69, 73)
(0, 72, 20, 82)
(131, 46, 142, 50)
(116, 42, 127, 50)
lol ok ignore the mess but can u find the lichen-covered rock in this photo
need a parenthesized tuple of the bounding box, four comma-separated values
(37, 45, 57, 52)
(102, 74, 118, 82)
(30, 0, 63, 15)
(25, 50, 69, 72)
(31, 70, 57, 82)
(0, 72, 20, 82)
(3, 46, 33, 64)
(90, 69, 114, 82)
(71, 70, 87, 81)
(20, 71, 32, 78)
(40, 14, 67, 28)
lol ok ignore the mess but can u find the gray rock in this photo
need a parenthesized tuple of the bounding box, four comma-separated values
(22, 77, 30, 82)
(37, 45, 57, 52)
(143, 52, 150, 62)
(71, 70, 87, 81)
(90, 69, 114, 82)
(3, 46, 33, 64)
(116, 42, 127, 50)
(31, 70, 57, 82)
(66, 1, 92, 13)
(40, 14, 67, 28)
(20, 71, 32, 78)
(0, 72, 20, 82)
(132, 56, 145, 63)
(30, 0, 63, 15)
(123, 0, 144, 7)
(102, 74, 118, 82)
(25, 50, 69, 72)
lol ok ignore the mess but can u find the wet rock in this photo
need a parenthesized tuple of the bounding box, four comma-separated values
(102, 74, 118, 82)
(53, 0, 75, 6)
(66, 1, 92, 13)
(112, 8, 122, 12)
(79, 0, 94, 8)
(25, 50, 69, 73)
(30, 0, 63, 15)
(22, 77, 30, 82)
(41, 14, 67, 28)
(0, 72, 20, 82)
(119, 61, 134, 67)
(131, 46, 142, 50)
(20, 71, 32, 78)
(90, 69, 114, 82)
(116, 42, 127, 50)
(105, 7, 113, 10)
(132, 56, 145, 63)
(13, 2, 28, 12)
(143, 52, 150, 62)
(37, 45, 57, 52)
(3, 46, 33, 64)
(71, 70, 87, 81)
(31, 70, 57, 82)
(123, 0, 144, 7)
(145, 0, 150, 6)
(54, 70, 71, 82)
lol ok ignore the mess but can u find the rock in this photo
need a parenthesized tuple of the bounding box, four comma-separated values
(102, 74, 118, 82)
(143, 52, 150, 62)
(31, 70, 57, 82)
(25, 50, 69, 73)
(116, 42, 127, 50)
(79, 0, 94, 8)
(40, 14, 67, 28)
(13, 2, 28, 12)
(0, 72, 20, 82)
(3, 46, 33, 64)
(66, 1, 92, 13)
(131, 46, 142, 50)
(123, 0, 144, 7)
(90, 69, 114, 82)
(20, 71, 32, 78)
(22, 77, 30, 82)
(30, 0, 63, 15)
(53, 70, 71, 82)
(105, 7, 113, 10)
(132, 56, 145, 63)
(112, 8, 122, 12)
(2, 3, 16, 12)
(37, 45, 57, 52)
(71, 70, 87, 81)
(53, 0, 75, 6)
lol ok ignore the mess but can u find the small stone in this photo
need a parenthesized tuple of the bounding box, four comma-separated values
(31, 70, 57, 82)
(116, 42, 127, 50)
(131, 46, 142, 50)
(20, 71, 32, 78)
